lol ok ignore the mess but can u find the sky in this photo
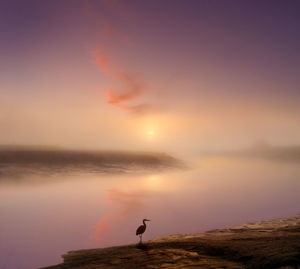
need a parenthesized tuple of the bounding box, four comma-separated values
(1, 0, 300, 154)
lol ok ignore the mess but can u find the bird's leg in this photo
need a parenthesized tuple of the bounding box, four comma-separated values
(139, 234, 142, 244)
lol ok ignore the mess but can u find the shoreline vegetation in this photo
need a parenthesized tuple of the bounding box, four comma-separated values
(0, 147, 184, 178)
(42, 215, 300, 269)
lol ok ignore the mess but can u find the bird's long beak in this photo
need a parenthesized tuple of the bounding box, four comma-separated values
(146, 219, 151, 221)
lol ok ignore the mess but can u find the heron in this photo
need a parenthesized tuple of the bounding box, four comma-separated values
(136, 219, 150, 244)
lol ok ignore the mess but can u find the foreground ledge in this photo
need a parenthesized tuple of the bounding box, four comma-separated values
(42, 215, 300, 269)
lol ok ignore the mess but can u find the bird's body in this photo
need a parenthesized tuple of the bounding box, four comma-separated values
(136, 224, 146, 236)
(136, 219, 150, 244)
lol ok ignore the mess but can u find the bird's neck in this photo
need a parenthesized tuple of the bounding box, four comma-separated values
(143, 220, 147, 226)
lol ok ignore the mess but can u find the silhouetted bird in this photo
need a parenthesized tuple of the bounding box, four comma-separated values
(136, 219, 150, 244)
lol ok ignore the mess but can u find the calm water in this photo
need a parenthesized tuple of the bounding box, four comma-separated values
(1, 157, 300, 269)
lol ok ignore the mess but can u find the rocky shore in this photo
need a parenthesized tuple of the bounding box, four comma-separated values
(43, 215, 300, 269)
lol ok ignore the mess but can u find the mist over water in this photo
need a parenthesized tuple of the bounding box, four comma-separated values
(0, 150, 299, 269)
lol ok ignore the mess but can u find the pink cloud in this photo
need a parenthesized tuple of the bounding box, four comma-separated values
(87, 1, 156, 115)
(91, 49, 111, 76)
(92, 49, 153, 114)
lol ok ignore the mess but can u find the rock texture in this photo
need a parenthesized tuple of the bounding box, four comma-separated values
(42, 215, 300, 269)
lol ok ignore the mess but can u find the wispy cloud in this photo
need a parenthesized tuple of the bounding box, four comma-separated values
(87, 1, 154, 115)
(106, 72, 143, 104)
(93, 49, 111, 76)
(92, 49, 152, 114)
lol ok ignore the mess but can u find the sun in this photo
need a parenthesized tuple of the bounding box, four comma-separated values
(146, 129, 155, 139)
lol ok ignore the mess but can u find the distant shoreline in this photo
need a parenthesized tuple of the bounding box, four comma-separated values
(0, 147, 185, 178)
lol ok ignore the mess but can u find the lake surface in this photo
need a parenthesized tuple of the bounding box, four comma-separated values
(1, 156, 300, 269)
